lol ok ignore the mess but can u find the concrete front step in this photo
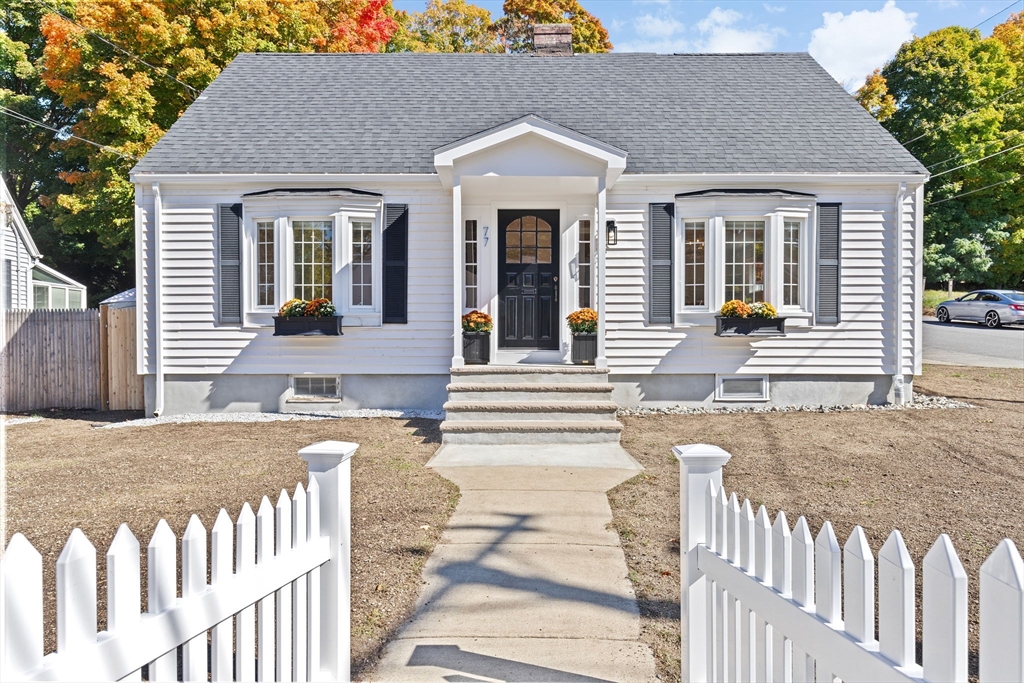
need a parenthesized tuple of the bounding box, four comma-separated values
(447, 382, 614, 402)
(450, 365, 609, 384)
(444, 401, 619, 423)
(440, 420, 622, 444)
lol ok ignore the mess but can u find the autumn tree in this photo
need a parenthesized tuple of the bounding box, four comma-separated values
(31, 0, 398, 300)
(855, 69, 896, 121)
(492, 0, 611, 54)
(866, 25, 1021, 289)
(394, 0, 502, 53)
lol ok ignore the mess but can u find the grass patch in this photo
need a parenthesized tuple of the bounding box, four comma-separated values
(923, 288, 967, 315)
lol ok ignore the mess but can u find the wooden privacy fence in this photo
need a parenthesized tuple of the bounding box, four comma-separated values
(676, 444, 1024, 683)
(2, 309, 100, 412)
(0, 440, 356, 683)
(2, 306, 143, 412)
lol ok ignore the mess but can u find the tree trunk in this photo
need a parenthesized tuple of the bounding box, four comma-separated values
(948, 278, 953, 298)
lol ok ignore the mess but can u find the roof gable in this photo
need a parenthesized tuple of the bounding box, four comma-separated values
(132, 52, 926, 177)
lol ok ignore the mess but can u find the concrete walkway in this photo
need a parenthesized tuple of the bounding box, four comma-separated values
(371, 458, 658, 683)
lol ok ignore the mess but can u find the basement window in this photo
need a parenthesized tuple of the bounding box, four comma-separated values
(292, 376, 339, 399)
(715, 375, 769, 402)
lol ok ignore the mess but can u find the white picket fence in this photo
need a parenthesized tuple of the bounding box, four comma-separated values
(676, 444, 1024, 683)
(0, 440, 357, 683)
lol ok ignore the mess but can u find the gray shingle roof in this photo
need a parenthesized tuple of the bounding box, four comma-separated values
(132, 52, 926, 176)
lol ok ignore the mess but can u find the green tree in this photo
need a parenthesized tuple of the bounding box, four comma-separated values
(405, 0, 502, 53)
(871, 26, 1020, 289)
(492, 0, 611, 54)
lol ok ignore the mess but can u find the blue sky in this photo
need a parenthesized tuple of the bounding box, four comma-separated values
(392, 0, 1024, 89)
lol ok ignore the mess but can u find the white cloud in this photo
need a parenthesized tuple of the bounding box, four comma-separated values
(808, 0, 917, 91)
(696, 6, 785, 53)
(763, 4, 787, 14)
(616, 5, 783, 54)
(634, 13, 685, 39)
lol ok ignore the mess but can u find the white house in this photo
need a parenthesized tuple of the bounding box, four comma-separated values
(131, 28, 927, 424)
(1, 177, 87, 310)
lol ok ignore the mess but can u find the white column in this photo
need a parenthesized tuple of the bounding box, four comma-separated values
(596, 179, 608, 368)
(300, 440, 358, 683)
(675, 443, 733, 682)
(452, 178, 464, 368)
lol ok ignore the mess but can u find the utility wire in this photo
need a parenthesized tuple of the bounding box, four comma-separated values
(32, 0, 199, 97)
(925, 131, 1022, 170)
(901, 83, 1024, 148)
(926, 177, 1019, 206)
(0, 106, 140, 161)
(972, 0, 1022, 30)
(929, 141, 1024, 178)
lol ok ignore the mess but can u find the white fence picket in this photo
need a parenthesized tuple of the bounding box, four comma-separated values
(878, 530, 915, 667)
(739, 500, 755, 683)
(844, 526, 875, 646)
(106, 524, 141, 681)
(814, 522, 841, 626)
(181, 515, 208, 682)
(276, 488, 294, 682)
(293, 483, 309, 682)
(923, 534, 968, 682)
(56, 529, 97, 654)
(754, 506, 772, 680)
(1, 534, 44, 678)
(980, 539, 1024, 682)
(256, 496, 276, 683)
(792, 517, 815, 683)
(235, 502, 257, 683)
(210, 510, 233, 682)
(771, 512, 792, 682)
(148, 520, 178, 682)
(0, 440, 355, 683)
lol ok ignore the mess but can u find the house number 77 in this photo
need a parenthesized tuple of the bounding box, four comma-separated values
(483, 226, 489, 247)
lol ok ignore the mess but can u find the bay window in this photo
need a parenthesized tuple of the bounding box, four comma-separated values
(256, 220, 275, 307)
(351, 220, 373, 307)
(783, 220, 801, 307)
(292, 220, 333, 301)
(683, 221, 706, 307)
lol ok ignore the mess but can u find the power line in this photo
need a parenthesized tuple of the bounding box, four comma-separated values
(901, 83, 1024, 148)
(925, 131, 1022, 170)
(0, 106, 139, 161)
(929, 141, 1024, 178)
(926, 177, 1019, 206)
(32, 0, 199, 97)
(972, 0, 1022, 30)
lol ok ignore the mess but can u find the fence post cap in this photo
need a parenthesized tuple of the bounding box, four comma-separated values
(672, 443, 732, 469)
(299, 440, 359, 472)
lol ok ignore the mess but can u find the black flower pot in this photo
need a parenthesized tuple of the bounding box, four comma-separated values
(571, 333, 598, 365)
(714, 316, 786, 337)
(463, 331, 491, 365)
(274, 315, 344, 336)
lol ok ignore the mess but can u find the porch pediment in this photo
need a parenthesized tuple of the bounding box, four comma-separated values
(433, 114, 627, 190)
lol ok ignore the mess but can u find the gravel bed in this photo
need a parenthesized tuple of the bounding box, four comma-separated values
(100, 409, 445, 429)
(617, 392, 973, 417)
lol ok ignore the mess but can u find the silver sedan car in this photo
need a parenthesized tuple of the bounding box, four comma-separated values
(935, 289, 1024, 327)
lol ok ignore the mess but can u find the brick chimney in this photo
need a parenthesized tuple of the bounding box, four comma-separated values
(533, 24, 573, 56)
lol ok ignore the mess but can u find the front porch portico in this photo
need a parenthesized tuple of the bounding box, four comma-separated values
(434, 115, 627, 368)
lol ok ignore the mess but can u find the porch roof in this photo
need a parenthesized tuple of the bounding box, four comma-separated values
(132, 52, 927, 177)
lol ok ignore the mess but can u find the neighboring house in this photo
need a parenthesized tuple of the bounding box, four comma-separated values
(131, 27, 927, 418)
(1, 177, 87, 310)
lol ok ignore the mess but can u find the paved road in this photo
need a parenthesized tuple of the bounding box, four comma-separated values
(923, 317, 1024, 368)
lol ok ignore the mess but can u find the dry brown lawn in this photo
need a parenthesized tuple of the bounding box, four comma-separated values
(3, 416, 457, 680)
(609, 364, 1024, 682)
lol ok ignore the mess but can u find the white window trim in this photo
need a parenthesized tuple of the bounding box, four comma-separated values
(341, 213, 380, 314)
(249, 217, 277, 312)
(673, 199, 815, 326)
(715, 374, 770, 402)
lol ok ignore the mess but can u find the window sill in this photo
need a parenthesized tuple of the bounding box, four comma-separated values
(286, 396, 342, 404)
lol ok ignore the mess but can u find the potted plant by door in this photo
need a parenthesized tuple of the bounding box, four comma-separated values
(274, 298, 344, 336)
(714, 300, 786, 337)
(462, 310, 492, 365)
(567, 308, 598, 364)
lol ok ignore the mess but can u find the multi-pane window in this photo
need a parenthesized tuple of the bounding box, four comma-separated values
(578, 219, 592, 308)
(505, 215, 553, 264)
(292, 220, 333, 301)
(293, 376, 338, 397)
(783, 220, 800, 307)
(724, 221, 765, 303)
(257, 221, 275, 307)
(683, 221, 706, 306)
(351, 220, 372, 306)
(465, 220, 478, 309)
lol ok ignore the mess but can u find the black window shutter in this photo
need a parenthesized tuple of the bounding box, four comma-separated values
(816, 203, 842, 324)
(217, 203, 243, 324)
(650, 203, 674, 324)
(383, 204, 409, 324)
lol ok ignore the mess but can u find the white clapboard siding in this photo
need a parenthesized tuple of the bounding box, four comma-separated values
(0, 459, 347, 682)
(136, 182, 454, 376)
(2, 219, 34, 309)
(605, 182, 917, 377)
(678, 446, 1024, 683)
